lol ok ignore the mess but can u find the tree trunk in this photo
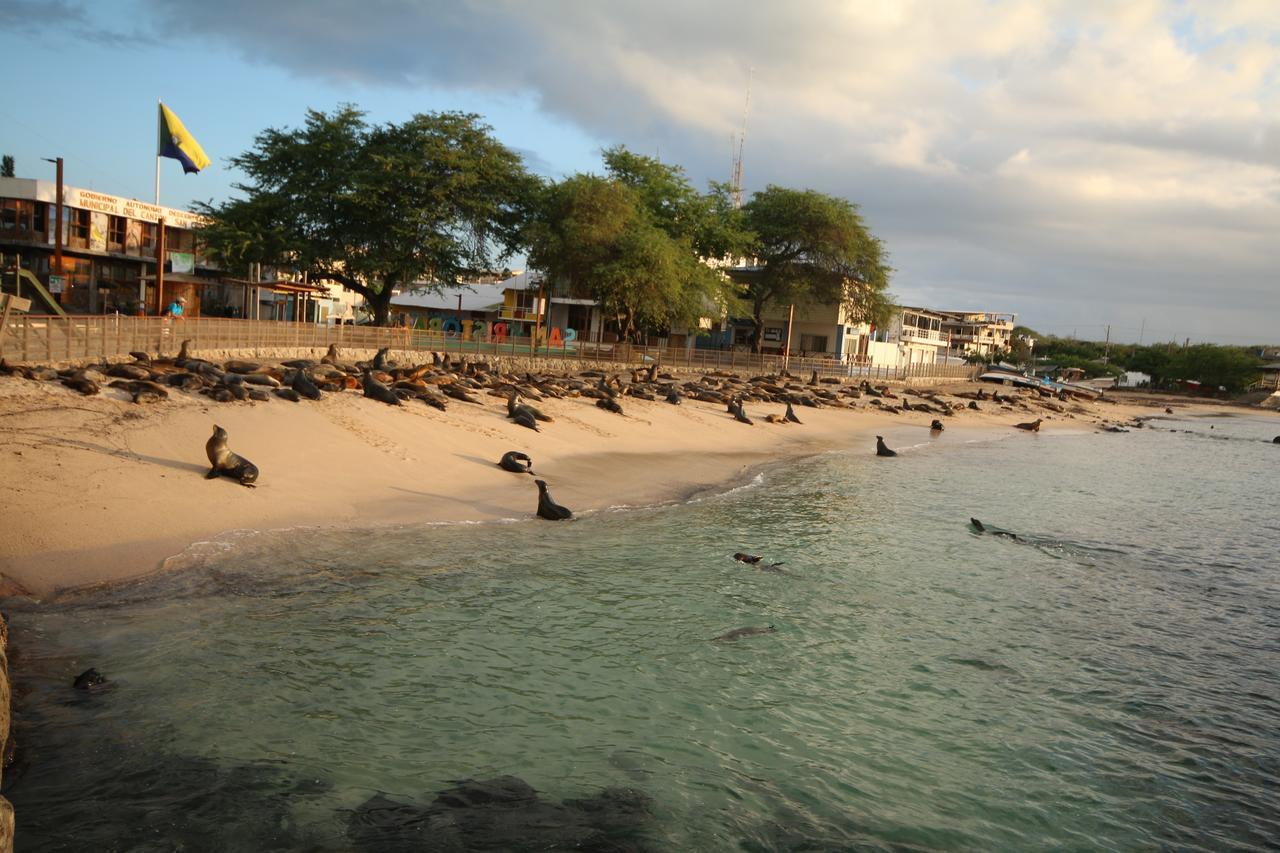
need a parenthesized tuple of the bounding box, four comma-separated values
(368, 289, 393, 327)
(750, 300, 765, 354)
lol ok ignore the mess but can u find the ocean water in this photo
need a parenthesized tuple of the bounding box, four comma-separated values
(4, 411, 1279, 851)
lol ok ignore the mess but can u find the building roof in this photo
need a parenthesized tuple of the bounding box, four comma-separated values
(391, 283, 506, 312)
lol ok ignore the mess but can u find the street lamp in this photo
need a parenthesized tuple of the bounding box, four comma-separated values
(41, 157, 63, 279)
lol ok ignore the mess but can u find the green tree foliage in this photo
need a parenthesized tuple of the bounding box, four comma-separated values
(197, 106, 536, 325)
(526, 173, 732, 341)
(526, 148, 747, 342)
(737, 186, 892, 352)
(1162, 344, 1262, 393)
(1, 155, 14, 178)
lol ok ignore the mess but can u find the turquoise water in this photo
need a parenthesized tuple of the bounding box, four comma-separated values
(5, 412, 1280, 851)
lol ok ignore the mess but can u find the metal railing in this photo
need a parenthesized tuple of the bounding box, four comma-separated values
(0, 314, 981, 381)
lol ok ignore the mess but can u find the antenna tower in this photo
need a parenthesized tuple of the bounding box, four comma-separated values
(730, 68, 753, 209)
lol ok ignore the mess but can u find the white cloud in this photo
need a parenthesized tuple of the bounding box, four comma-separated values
(124, 0, 1280, 342)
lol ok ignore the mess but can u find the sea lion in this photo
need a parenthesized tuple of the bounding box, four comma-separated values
(291, 368, 323, 400)
(205, 425, 259, 487)
(321, 344, 342, 365)
(1014, 419, 1042, 432)
(361, 371, 402, 406)
(930, 419, 944, 432)
(734, 553, 785, 571)
(875, 435, 897, 457)
(596, 397, 623, 414)
(665, 388, 682, 405)
(733, 403, 754, 425)
(785, 402, 803, 424)
(512, 410, 540, 431)
(1273, 436, 1280, 444)
(498, 451, 534, 474)
(61, 371, 99, 396)
(1165, 407, 1174, 414)
(713, 625, 776, 642)
(535, 479, 572, 520)
(73, 668, 109, 690)
(970, 518, 1018, 540)
(274, 387, 302, 402)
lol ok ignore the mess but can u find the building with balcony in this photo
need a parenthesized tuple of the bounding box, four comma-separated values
(1, 175, 219, 315)
(939, 311, 1017, 358)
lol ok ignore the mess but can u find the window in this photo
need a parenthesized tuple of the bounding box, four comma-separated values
(70, 209, 90, 240)
(165, 226, 194, 252)
(140, 222, 157, 254)
(800, 334, 828, 352)
(33, 202, 46, 232)
(108, 216, 126, 248)
(0, 199, 17, 230)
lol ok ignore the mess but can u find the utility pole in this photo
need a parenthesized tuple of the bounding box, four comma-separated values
(782, 303, 795, 373)
(41, 157, 64, 284)
(1103, 324, 1111, 363)
(1138, 317, 1145, 346)
(156, 216, 166, 315)
(729, 68, 753, 209)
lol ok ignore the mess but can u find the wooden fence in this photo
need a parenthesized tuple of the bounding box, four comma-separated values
(0, 314, 980, 382)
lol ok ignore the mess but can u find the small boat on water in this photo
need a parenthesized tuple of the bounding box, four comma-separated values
(978, 369, 1103, 400)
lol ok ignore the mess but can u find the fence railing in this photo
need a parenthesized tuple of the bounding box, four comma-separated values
(0, 314, 981, 382)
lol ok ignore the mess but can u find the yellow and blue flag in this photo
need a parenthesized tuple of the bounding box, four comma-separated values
(157, 103, 211, 174)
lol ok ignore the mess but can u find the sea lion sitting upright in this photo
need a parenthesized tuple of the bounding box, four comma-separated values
(875, 436, 897, 457)
(205, 425, 259, 487)
(291, 368, 323, 400)
(498, 451, 534, 474)
(534, 479, 572, 520)
(784, 402, 803, 424)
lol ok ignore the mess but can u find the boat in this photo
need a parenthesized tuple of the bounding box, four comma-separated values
(977, 369, 1103, 400)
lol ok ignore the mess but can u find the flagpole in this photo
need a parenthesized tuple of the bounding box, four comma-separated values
(155, 99, 162, 205)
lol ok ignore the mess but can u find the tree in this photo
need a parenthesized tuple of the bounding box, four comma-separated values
(601, 146, 750, 260)
(526, 174, 731, 341)
(1166, 344, 1262, 394)
(197, 106, 536, 325)
(737, 186, 892, 352)
(1, 155, 14, 178)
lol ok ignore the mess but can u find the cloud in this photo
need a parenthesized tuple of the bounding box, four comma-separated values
(31, 0, 1280, 341)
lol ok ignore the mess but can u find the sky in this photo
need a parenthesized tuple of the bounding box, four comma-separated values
(2, 0, 1278, 345)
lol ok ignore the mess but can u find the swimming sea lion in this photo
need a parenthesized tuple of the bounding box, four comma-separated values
(205, 425, 259, 487)
(733, 552, 763, 564)
(713, 625, 776, 642)
(1014, 419, 1042, 431)
(73, 668, 109, 690)
(930, 419, 944, 432)
(875, 435, 897, 457)
(1273, 436, 1280, 444)
(499, 451, 534, 474)
(535, 479, 572, 520)
(970, 518, 1018, 540)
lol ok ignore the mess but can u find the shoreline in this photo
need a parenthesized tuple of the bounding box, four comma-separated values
(0, 364, 1264, 601)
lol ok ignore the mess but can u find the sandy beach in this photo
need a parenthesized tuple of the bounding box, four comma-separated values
(0, 354, 1218, 600)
